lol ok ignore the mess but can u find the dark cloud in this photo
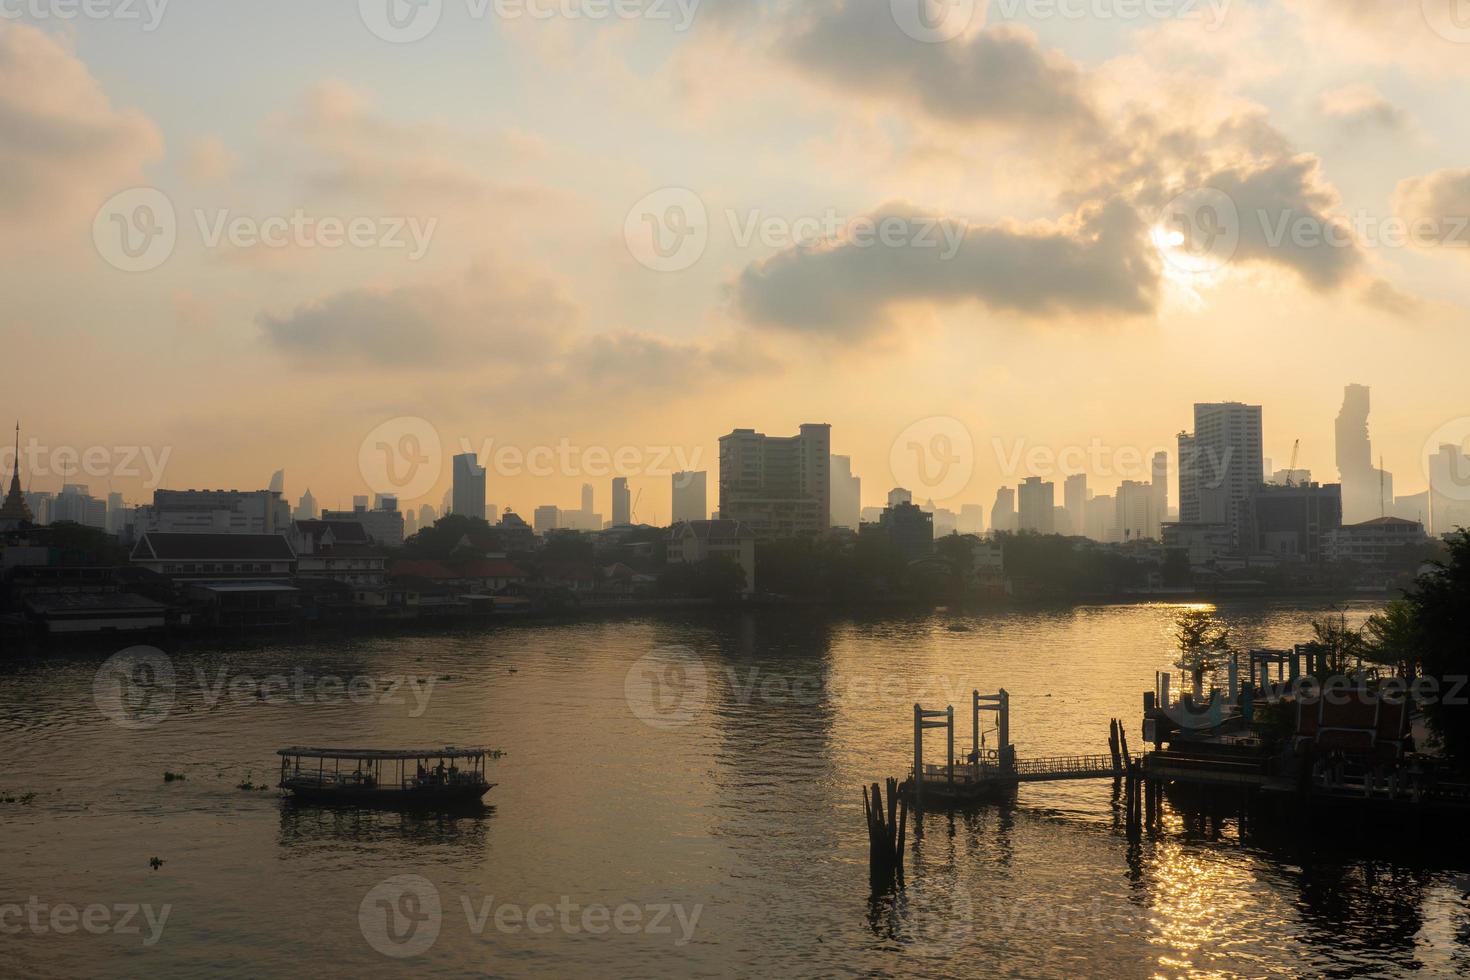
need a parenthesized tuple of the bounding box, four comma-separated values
(733, 199, 1157, 334)
(780, 4, 1098, 134)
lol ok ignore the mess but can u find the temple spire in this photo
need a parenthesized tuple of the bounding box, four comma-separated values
(1, 421, 34, 525)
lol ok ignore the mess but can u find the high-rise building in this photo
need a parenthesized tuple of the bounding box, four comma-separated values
(829, 455, 861, 530)
(1428, 442, 1470, 536)
(1335, 384, 1394, 523)
(453, 453, 487, 521)
(1086, 494, 1117, 542)
(295, 489, 319, 521)
(418, 504, 438, 529)
(1017, 477, 1055, 534)
(1178, 403, 1263, 546)
(888, 487, 912, 507)
(672, 471, 708, 524)
(322, 497, 404, 547)
(1252, 483, 1343, 562)
(878, 499, 933, 560)
(534, 505, 560, 534)
(990, 487, 1016, 533)
(1115, 480, 1156, 542)
(958, 504, 986, 535)
(269, 470, 285, 494)
(1151, 452, 1168, 537)
(1064, 474, 1088, 540)
(611, 477, 632, 526)
(717, 424, 831, 536)
(582, 483, 594, 515)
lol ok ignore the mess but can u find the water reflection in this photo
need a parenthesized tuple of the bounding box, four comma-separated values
(276, 802, 494, 855)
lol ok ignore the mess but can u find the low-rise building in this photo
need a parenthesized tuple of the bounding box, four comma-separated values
(1325, 517, 1429, 566)
(668, 520, 756, 594)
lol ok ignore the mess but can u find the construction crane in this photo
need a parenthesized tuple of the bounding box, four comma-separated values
(1285, 439, 1300, 486)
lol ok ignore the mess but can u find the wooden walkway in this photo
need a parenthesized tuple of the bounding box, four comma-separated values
(916, 753, 1128, 790)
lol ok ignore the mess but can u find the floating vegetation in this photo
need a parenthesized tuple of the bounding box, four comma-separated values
(1, 791, 37, 805)
(236, 771, 265, 792)
(163, 771, 187, 782)
(149, 857, 164, 870)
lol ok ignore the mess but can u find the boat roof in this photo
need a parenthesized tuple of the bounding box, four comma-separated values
(277, 746, 493, 760)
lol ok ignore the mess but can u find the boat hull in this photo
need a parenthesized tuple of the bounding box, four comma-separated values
(281, 781, 494, 811)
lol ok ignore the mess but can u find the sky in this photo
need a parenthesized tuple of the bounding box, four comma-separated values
(2, 0, 1469, 524)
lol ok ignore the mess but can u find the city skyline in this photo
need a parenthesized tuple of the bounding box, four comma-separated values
(3, 8, 1470, 527)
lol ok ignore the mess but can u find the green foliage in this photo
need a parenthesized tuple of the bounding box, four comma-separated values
(658, 556, 746, 600)
(541, 531, 594, 563)
(1404, 530, 1470, 769)
(1174, 608, 1234, 694)
(401, 515, 503, 559)
(1305, 611, 1367, 675)
(1363, 599, 1423, 678)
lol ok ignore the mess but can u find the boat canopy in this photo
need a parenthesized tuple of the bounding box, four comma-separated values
(276, 747, 493, 761)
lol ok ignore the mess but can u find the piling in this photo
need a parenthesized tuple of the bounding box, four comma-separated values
(864, 777, 907, 893)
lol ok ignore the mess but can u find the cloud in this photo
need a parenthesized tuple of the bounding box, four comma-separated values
(733, 198, 1157, 335)
(1283, 0, 1470, 75)
(1318, 84, 1409, 131)
(1394, 169, 1470, 254)
(0, 24, 162, 246)
(257, 260, 579, 368)
(183, 136, 238, 185)
(779, 4, 1098, 134)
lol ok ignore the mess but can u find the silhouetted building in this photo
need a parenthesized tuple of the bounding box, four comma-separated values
(879, 499, 933, 561)
(1251, 483, 1343, 563)
(990, 487, 1016, 533)
(321, 497, 404, 547)
(452, 453, 487, 521)
(1017, 477, 1054, 534)
(1325, 517, 1427, 566)
(534, 505, 560, 534)
(295, 489, 319, 521)
(668, 520, 756, 594)
(829, 455, 861, 530)
(1178, 402, 1263, 549)
(136, 488, 288, 535)
(611, 477, 632, 527)
(718, 424, 831, 536)
(1, 423, 34, 529)
(1428, 442, 1470, 535)
(672, 471, 707, 525)
(1064, 474, 1087, 540)
(1336, 384, 1393, 524)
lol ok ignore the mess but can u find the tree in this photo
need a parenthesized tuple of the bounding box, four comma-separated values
(1404, 531, 1470, 769)
(1174, 608, 1234, 696)
(401, 515, 502, 559)
(1363, 599, 1422, 679)
(1306, 610, 1367, 675)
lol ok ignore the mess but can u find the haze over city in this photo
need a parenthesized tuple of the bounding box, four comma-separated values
(3, 3, 1470, 523)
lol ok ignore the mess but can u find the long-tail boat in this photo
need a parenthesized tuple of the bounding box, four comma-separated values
(277, 746, 497, 809)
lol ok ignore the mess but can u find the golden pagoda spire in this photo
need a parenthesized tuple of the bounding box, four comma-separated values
(1, 420, 34, 524)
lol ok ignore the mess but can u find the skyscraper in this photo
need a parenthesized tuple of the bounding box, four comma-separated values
(1178, 403, 1263, 546)
(990, 487, 1016, 533)
(672, 471, 707, 524)
(452, 453, 487, 521)
(1064, 474, 1088, 540)
(1151, 451, 1168, 532)
(581, 483, 594, 516)
(295, 489, 318, 521)
(717, 424, 831, 536)
(829, 455, 861, 530)
(611, 477, 632, 526)
(1335, 384, 1393, 523)
(1017, 477, 1055, 534)
(1429, 443, 1470, 536)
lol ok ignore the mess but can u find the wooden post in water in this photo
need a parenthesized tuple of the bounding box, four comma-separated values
(946, 705, 955, 790)
(913, 703, 923, 829)
(864, 777, 908, 893)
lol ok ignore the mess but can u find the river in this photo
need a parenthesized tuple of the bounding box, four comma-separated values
(3, 600, 1467, 978)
